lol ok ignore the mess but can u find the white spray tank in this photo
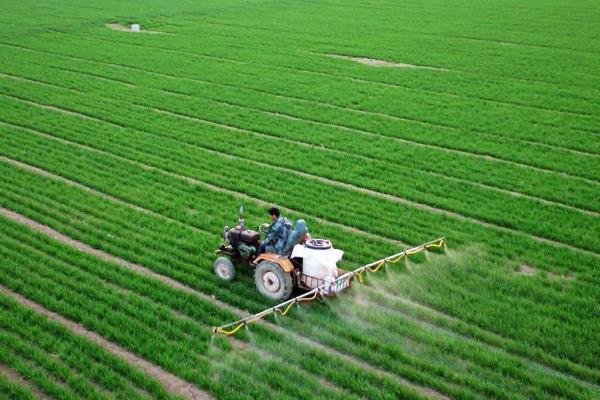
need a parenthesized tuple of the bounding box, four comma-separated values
(291, 239, 343, 289)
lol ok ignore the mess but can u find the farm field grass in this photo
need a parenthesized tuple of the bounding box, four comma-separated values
(0, 0, 599, 399)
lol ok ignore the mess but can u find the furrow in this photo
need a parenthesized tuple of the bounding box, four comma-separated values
(0, 284, 213, 400)
(0, 363, 52, 400)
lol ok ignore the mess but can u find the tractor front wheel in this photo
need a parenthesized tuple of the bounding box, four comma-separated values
(254, 261, 293, 301)
(214, 256, 236, 281)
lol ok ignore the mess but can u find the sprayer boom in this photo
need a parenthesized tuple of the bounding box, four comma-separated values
(213, 237, 445, 336)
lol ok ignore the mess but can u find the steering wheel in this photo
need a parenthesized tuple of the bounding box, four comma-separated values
(258, 223, 270, 237)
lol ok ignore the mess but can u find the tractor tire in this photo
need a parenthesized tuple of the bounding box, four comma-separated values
(254, 261, 293, 301)
(214, 256, 236, 281)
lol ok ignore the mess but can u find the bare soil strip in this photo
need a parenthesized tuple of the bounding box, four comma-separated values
(0, 363, 52, 400)
(326, 53, 448, 71)
(0, 207, 449, 399)
(105, 23, 166, 35)
(0, 285, 212, 400)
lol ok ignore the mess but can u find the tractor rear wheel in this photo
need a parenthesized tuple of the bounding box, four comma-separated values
(214, 256, 236, 281)
(254, 261, 293, 301)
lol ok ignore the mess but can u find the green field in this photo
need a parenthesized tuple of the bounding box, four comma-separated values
(1, 0, 599, 399)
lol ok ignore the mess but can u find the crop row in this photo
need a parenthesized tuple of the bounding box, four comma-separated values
(2, 89, 599, 262)
(0, 217, 395, 400)
(182, 1, 600, 88)
(4, 209, 593, 400)
(0, 293, 178, 400)
(1, 50, 598, 211)
(1, 107, 598, 275)
(3, 38, 599, 171)
(88, 19, 597, 119)
(1, 79, 597, 254)
(0, 128, 598, 381)
(3, 203, 598, 399)
(1, 96, 597, 277)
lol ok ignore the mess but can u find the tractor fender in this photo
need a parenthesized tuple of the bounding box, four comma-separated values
(253, 253, 294, 273)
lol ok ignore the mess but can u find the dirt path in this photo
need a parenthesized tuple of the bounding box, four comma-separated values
(0, 206, 450, 399)
(0, 363, 53, 400)
(326, 53, 448, 71)
(0, 285, 212, 400)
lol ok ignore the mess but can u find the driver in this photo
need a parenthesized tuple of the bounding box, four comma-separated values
(257, 207, 290, 255)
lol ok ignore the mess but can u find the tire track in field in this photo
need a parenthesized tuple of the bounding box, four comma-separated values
(0, 363, 52, 400)
(3, 41, 596, 166)
(0, 284, 213, 400)
(0, 121, 405, 247)
(2, 95, 597, 257)
(0, 207, 449, 400)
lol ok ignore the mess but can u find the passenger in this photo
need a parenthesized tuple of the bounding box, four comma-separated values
(257, 207, 290, 255)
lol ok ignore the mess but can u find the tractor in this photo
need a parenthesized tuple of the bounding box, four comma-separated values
(213, 207, 351, 301)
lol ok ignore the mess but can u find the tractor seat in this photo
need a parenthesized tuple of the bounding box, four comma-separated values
(283, 219, 308, 255)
